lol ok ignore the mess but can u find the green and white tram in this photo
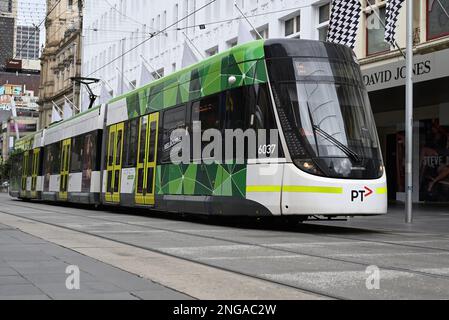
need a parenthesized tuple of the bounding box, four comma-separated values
(10, 39, 387, 219)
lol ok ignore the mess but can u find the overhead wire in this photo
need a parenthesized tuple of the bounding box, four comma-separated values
(87, 0, 218, 77)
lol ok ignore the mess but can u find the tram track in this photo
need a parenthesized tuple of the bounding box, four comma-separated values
(4, 199, 449, 288)
(0, 203, 342, 300)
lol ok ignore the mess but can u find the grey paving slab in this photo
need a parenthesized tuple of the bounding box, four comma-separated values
(131, 289, 193, 300)
(0, 275, 29, 285)
(0, 295, 51, 300)
(0, 267, 18, 276)
(50, 292, 139, 300)
(0, 202, 192, 300)
(0, 284, 45, 296)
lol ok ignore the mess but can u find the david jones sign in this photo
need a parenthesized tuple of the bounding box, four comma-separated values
(361, 47, 449, 92)
(363, 60, 431, 87)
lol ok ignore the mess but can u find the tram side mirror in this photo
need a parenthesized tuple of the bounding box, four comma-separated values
(228, 76, 237, 86)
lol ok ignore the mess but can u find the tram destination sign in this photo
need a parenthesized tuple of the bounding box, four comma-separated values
(361, 47, 449, 92)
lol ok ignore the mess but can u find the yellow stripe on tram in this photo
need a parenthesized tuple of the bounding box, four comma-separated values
(376, 187, 388, 194)
(246, 185, 343, 194)
(283, 186, 343, 194)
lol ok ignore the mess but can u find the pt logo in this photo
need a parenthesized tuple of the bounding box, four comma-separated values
(351, 186, 373, 202)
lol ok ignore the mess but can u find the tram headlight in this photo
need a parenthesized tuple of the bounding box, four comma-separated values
(294, 159, 324, 176)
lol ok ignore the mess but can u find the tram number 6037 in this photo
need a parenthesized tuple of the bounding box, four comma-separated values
(258, 144, 276, 156)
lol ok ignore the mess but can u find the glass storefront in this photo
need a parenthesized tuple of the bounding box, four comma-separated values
(419, 119, 449, 202)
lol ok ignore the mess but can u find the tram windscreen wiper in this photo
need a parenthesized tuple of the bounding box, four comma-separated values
(312, 124, 361, 163)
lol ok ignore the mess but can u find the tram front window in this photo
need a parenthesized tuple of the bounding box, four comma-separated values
(274, 58, 383, 179)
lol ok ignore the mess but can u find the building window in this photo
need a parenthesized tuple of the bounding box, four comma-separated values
(152, 68, 164, 79)
(254, 26, 269, 40)
(365, 1, 390, 55)
(227, 38, 237, 48)
(284, 14, 301, 37)
(317, 3, 330, 41)
(206, 46, 219, 57)
(427, 0, 449, 40)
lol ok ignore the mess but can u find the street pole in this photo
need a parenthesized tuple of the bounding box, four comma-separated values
(405, 0, 414, 223)
(72, 43, 77, 113)
(120, 38, 125, 95)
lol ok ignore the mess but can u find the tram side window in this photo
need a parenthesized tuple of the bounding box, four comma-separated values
(191, 95, 221, 132)
(161, 105, 186, 164)
(27, 150, 33, 176)
(11, 153, 22, 191)
(82, 132, 98, 192)
(190, 95, 221, 161)
(123, 119, 139, 168)
(225, 87, 248, 130)
(50, 143, 61, 174)
(254, 84, 276, 130)
(255, 84, 282, 158)
(70, 135, 84, 173)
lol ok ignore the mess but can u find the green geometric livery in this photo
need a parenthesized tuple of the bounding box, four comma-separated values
(112, 40, 268, 120)
(155, 163, 247, 198)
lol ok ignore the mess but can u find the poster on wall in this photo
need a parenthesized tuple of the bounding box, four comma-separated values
(419, 119, 449, 202)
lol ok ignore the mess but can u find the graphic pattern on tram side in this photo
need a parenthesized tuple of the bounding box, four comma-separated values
(155, 163, 247, 197)
(109, 40, 268, 120)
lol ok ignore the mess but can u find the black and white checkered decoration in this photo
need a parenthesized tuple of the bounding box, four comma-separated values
(326, 0, 362, 49)
(385, 0, 405, 46)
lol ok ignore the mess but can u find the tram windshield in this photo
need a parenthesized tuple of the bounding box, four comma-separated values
(265, 41, 384, 179)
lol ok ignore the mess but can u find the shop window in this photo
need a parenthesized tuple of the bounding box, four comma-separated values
(419, 119, 449, 202)
(427, 0, 449, 40)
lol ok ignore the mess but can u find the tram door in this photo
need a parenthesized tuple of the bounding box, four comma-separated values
(59, 139, 71, 200)
(106, 123, 124, 203)
(31, 148, 40, 198)
(135, 113, 159, 206)
(21, 151, 29, 194)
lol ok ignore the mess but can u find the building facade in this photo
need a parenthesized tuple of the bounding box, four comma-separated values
(0, 70, 40, 161)
(0, 0, 17, 67)
(349, 0, 449, 204)
(82, 0, 332, 99)
(39, 0, 83, 129)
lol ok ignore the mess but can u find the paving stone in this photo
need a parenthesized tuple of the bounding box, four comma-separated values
(0, 275, 29, 285)
(0, 284, 44, 296)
